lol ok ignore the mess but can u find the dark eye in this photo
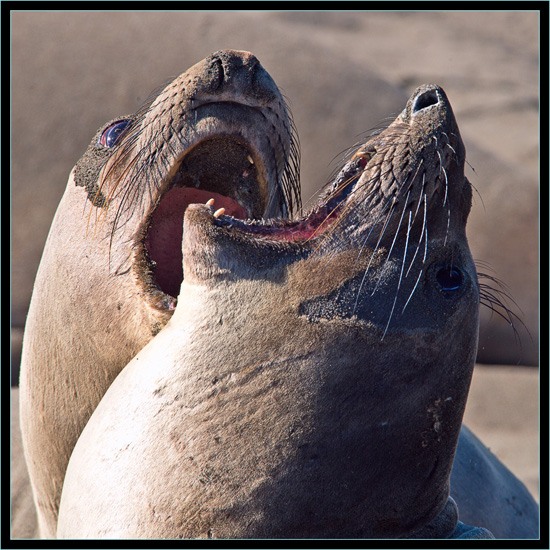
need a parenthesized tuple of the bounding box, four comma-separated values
(436, 267, 463, 293)
(98, 120, 131, 148)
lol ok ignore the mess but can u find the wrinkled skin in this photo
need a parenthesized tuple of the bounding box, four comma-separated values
(57, 85, 537, 539)
(19, 50, 299, 539)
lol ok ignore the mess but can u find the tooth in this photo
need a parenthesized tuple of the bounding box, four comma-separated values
(213, 208, 225, 218)
(247, 155, 254, 164)
(206, 198, 215, 206)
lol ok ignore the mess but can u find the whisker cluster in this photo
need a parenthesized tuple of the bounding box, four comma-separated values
(306, 120, 481, 339)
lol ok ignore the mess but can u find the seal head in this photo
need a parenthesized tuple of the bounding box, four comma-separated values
(58, 85, 480, 539)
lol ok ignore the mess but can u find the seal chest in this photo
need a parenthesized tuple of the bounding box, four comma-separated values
(58, 84, 483, 539)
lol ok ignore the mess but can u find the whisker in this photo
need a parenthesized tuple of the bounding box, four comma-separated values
(406, 192, 428, 277)
(402, 267, 423, 314)
(371, 189, 410, 296)
(351, 195, 396, 315)
(382, 210, 412, 339)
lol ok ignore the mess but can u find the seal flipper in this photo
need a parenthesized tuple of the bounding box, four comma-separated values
(408, 497, 494, 539)
(408, 497, 458, 539)
(447, 522, 495, 540)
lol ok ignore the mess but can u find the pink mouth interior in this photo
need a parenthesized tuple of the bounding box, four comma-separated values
(250, 209, 339, 242)
(145, 187, 247, 297)
(212, 203, 341, 244)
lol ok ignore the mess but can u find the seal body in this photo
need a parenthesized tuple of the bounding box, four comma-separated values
(59, 85, 486, 538)
(19, 50, 299, 539)
(451, 426, 539, 538)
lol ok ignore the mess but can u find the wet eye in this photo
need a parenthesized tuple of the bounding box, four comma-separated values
(98, 120, 131, 148)
(436, 267, 463, 293)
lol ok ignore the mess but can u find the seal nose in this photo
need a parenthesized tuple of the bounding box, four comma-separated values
(402, 85, 451, 124)
(206, 49, 279, 103)
(412, 88, 440, 113)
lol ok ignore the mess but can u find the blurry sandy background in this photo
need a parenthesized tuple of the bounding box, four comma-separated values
(10, 10, 539, 535)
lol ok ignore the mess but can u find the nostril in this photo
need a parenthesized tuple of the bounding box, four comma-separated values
(412, 89, 439, 113)
(211, 58, 225, 90)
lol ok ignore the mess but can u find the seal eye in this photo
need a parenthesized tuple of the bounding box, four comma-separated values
(436, 267, 463, 293)
(98, 120, 131, 148)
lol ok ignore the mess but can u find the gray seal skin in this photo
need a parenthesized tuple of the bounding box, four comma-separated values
(58, 85, 500, 539)
(451, 426, 539, 538)
(19, 50, 300, 539)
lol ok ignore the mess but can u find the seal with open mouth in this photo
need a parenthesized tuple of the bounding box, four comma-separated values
(19, 50, 300, 539)
(57, 84, 502, 539)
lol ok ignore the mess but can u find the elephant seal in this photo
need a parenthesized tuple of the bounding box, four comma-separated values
(19, 50, 300, 539)
(57, 84, 502, 539)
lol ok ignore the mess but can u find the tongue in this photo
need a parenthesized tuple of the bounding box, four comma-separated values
(145, 187, 247, 298)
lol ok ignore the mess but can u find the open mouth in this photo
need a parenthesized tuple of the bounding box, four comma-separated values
(139, 140, 356, 310)
(139, 135, 277, 306)
(210, 154, 365, 244)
